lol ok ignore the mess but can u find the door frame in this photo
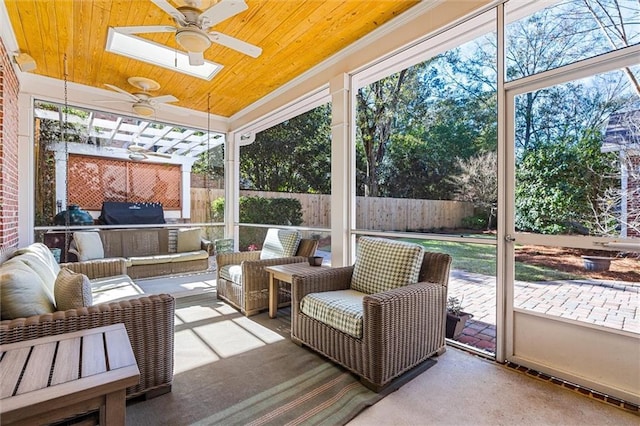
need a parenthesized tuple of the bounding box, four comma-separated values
(502, 44, 640, 404)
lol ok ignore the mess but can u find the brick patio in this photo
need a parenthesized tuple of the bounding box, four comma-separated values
(448, 270, 640, 353)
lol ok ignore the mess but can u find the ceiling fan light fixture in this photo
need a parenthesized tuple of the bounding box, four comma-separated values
(129, 152, 147, 161)
(176, 28, 211, 52)
(132, 103, 155, 117)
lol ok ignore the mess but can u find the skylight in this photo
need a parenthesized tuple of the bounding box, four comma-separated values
(106, 28, 222, 80)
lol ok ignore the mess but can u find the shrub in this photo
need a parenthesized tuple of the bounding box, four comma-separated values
(210, 196, 304, 249)
(461, 214, 487, 230)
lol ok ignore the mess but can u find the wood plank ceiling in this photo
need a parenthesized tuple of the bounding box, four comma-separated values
(5, 0, 420, 117)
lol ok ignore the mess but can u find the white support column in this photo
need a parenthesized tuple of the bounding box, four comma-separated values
(18, 93, 34, 245)
(330, 73, 352, 267)
(225, 132, 239, 248)
(53, 150, 67, 209)
(181, 163, 193, 220)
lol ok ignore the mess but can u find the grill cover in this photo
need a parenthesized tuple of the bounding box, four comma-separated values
(99, 202, 165, 225)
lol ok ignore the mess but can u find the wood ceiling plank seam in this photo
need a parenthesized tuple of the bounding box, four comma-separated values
(32, 0, 58, 78)
(7, 0, 423, 117)
(105, 0, 141, 89)
(197, 0, 310, 84)
(51, 0, 73, 81)
(211, 2, 417, 115)
(72, 0, 92, 84)
(164, 0, 307, 105)
(85, 1, 112, 89)
(3, 1, 33, 66)
(197, 0, 349, 111)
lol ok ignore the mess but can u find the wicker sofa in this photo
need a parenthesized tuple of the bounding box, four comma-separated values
(70, 228, 211, 279)
(0, 243, 175, 400)
(290, 237, 452, 391)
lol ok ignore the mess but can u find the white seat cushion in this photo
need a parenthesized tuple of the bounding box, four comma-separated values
(300, 289, 366, 339)
(219, 264, 243, 284)
(351, 237, 424, 294)
(90, 275, 144, 304)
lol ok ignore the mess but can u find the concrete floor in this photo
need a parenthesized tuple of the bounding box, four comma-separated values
(347, 347, 639, 426)
(135, 267, 640, 423)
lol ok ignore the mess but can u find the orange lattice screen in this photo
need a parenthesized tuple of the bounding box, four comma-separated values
(67, 155, 181, 210)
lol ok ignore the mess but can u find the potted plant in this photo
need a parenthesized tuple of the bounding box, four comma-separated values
(446, 296, 473, 339)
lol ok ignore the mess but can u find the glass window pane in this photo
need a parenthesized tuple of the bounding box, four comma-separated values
(506, 0, 640, 81)
(355, 23, 498, 238)
(515, 244, 639, 333)
(239, 104, 331, 230)
(514, 68, 640, 239)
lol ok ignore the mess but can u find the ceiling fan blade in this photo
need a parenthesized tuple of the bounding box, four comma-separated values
(128, 144, 148, 153)
(199, 0, 248, 29)
(208, 32, 261, 58)
(114, 25, 176, 35)
(104, 84, 140, 101)
(93, 100, 130, 104)
(188, 51, 205, 66)
(149, 95, 179, 104)
(150, 0, 187, 25)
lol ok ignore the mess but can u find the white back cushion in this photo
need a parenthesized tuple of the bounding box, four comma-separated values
(260, 228, 301, 260)
(72, 231, 104, 261)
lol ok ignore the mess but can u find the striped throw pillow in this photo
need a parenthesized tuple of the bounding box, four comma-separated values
(351, 237, 424, 294)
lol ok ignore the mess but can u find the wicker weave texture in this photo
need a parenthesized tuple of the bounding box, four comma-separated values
(291, 251, 452, 391)
(0, 294, 175, 399)
(61, 258, 127, 278)
(216, 238, 319, 316)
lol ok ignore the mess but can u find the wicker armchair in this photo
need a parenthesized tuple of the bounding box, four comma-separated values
(216, 230, 318, 316)
(290, 238, 452, 392)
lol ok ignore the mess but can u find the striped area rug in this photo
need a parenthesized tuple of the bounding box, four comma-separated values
(126, 292, 436, 426)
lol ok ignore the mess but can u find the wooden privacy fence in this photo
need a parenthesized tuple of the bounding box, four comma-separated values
(191, 188, 474, 231)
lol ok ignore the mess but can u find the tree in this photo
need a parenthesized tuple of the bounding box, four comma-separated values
(515, 132, 619, 234)
(241, 104, 331, 193)
(449, 151, 498, 229)
(356, 63, 430, 197)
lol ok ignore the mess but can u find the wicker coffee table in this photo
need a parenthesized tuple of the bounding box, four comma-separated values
(265, 262, 330, 318)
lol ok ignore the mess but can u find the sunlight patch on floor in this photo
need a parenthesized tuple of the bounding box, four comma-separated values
(174, 329, 220, 374)
(232, 317, 286, 344)
(194, 320, 274, 359)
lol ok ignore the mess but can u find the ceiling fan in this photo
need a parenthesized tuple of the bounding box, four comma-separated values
(114, 0, 262, 66)
(126, 142, 173, 161)
(100, 76, 178, 117)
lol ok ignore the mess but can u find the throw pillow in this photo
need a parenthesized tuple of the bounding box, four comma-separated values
(54, 267, 93, 310)
(260, 228, 301, 260)
(177, 228, 202, 252)
(71, 231, 104, 261)
(351, 237, 424, 294)
(0, 259, 56, 320)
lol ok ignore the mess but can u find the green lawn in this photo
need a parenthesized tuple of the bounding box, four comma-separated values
(408, 239, 580, 282)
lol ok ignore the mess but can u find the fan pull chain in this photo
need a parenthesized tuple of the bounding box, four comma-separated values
(62, 54, 70, 262)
